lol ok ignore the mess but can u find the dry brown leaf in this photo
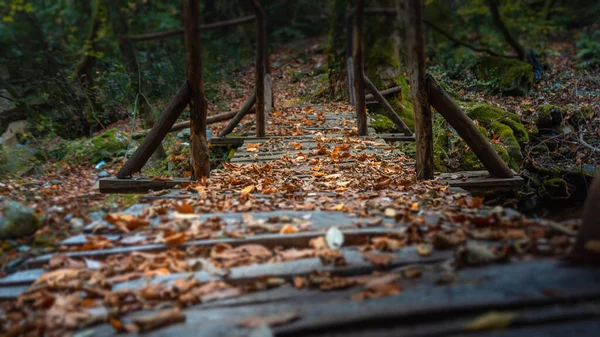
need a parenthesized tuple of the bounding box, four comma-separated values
(464, 311, 515, 331)
(309, 236, 327, 250)
(174, 201, 194, 214)
(238, 312, 301, 328)
(280, 224, 298, 234)
(164, 232, 187, 247)
(416, 243, 433, 256)
(132, 308, 186, 332)
(362, 252, 395, 266)
(401, 266, 422, 279)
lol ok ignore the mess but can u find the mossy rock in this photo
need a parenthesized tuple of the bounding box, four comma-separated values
(535, 105, 565, 129)
(461, 143, 510, 171)
(541, 178, 569, 199)
(0, 200, 41, 239)
(371, 114, 398, 133)
(66, 129, 130, 163)
(489, 122, 523, 169)
(570, 105, 595, 125)
(474, 56, 534, 96)
(0, 144, 41, 176)
(467, 104, 529, 145)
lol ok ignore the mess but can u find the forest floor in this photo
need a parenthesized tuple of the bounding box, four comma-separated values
(0, 31, 598, 335)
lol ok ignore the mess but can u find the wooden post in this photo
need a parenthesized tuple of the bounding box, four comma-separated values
(116, 82, 189, 178)
(219, 92, 257, 137)
(346, 12, 356, 106)
(183, 0, 209, 179)
(363, 76, 412, 136)
(249, 0, 266, 137)
(406, 0, 434, 180)
(353, 0, 367, 136)
(427, 76, 514, 178)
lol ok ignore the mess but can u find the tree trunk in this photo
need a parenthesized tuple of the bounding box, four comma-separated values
(485, 0, 526, 60)
(326, 0, 351, 102)
(107, 0, 166, 160)
(406, 0, 434, 180)
(353, 0, 367, 136)
(183, 0, 210, 179)
(248, 0, 266, 137)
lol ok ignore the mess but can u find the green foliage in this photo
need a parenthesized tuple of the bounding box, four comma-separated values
(473, 56, 534, 96)
(65, 129, 129, 164)
(575, 29, 600, 68)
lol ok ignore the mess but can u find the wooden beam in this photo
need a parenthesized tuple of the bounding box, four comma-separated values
(345, 13, 356, 106)
(127, 15, 256, 42)
(99, 177, 192, 193)
(116, 82, 189, 178)
(183, 0, 210, 179)
(353, 0, 367, 135)
(363, 76, 412, 136)
(364, 86, 402, 101)
(406, 0, 434, 180)
(427, 76, 514, 178)
(249, 0, 266, 137)
(218, 92, 257, 137)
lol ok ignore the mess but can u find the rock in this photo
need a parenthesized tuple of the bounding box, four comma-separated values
(51, 180, 64, 185)
(0, 144, 40, 176)
(474, 56, 534, 96)
(0, 200, 41, 239)
(70, 217, 85, 232)
(66, 129, 129, 163)
(0, 120, 29, 148)
(176, 129, 191, 140)
(457, 243, 497, 266)
(97, 171, 110, 178)
(535, 105, 565, 129)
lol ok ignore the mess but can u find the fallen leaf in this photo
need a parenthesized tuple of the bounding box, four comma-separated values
(584, 240, 600, 253)
(164, 232, 187, 246)
(363, 252, 395, 266)
(280, 224, 298, 234)
(174, 201, 194, 214)
(326, 226, 344, 250)
(238, 312, 301, 328)
(241, 185, 256, 196)
(464, 311, 515, 331)
(401, 266, 422, 279)
(309, 236, 327, 250)
(416, 244, 432, 256)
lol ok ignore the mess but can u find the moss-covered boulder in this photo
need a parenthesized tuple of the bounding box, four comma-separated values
(474, 56, 534, 96)
(0, 200, 41, 239)
(535, 104, 565, 129)
(463, 104, 528, 170)
(371, 115, 397, 133)
(66, 129, 129, 163)
(0, 144, 41, 176)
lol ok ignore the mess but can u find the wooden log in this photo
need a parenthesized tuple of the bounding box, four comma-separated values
(218, 92, 257, 137)
(406, 0, 434, 180)
(264, 73, 273, 115)
(363, 76, 412, 136)
(353, 0, 367, 135)
(183, 0, 210, 179)
(249, 0, 266, 137)
(427, 76, 514, 178)
(364, 86, 402, 101)
(127, 15, 256, 42)
(116, 82, 189, 178)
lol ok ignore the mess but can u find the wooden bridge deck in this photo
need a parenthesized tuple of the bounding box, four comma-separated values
(4, 105, 591, 336)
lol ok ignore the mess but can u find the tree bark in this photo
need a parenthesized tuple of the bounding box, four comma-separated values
(427, 76, 513, 178)
(406, 0, 434, 180)
(569, 175, 600, 263)
(219, 92, 257, 137)
(107, 0, 165, 159)
(249, 0, 266, 137)
(353, 0, 367, 136)
(484, 0, 526, 60)
(183, 0, 210, 179)
(116, 82, 189, 178)
(363, 76, 411, 135)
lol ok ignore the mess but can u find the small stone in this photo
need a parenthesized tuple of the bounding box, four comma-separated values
(51, 180, 64, 185)
(98, 171, 110, 178)
(384, 207, 397, 218)
(0, 200, 41, 239)
(458, 243, 497, 266)
(436, 270, 456, 285)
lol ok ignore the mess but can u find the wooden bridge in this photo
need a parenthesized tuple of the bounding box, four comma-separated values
(3, 1, 599, 336)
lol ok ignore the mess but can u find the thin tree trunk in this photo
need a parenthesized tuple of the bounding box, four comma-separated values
(485, 0, 526, 60)
(353, 0, 367, 136)
(249, 0, 266, 137)
(183, 0, 210, 179)
(406, 0, 434, 180)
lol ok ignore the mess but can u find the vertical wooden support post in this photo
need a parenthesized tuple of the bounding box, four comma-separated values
(406, 0, 434, 180)
(264, 16, 273, 114)
(346, 12, 356, 106)
(183, 0, 210, 179)
(353, 0, 367, 136)
(249, 0, 266, 137)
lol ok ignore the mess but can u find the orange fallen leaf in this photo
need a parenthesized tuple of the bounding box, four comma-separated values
(175, 201, 194, 214)
(280, 224, 298, 234)
(363, 252, 395, 266)
(164, 232, 187, 247)
(241, 184, 255, 196)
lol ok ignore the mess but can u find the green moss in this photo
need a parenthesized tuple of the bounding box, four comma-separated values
(474, 56, 534, 96)
(535, 104, 565, 129)
(467, 104, 528, 145)
(371, 115, 397, 132)
(66, 129, 129, 163)
(571, 105, 595, 125)
(489, 122, 522, 170)
(541, 178, 569, 198)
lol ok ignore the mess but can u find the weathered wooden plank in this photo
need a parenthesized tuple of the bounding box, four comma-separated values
(439, 170, 524, 191)
(26, 227, 398, 267)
